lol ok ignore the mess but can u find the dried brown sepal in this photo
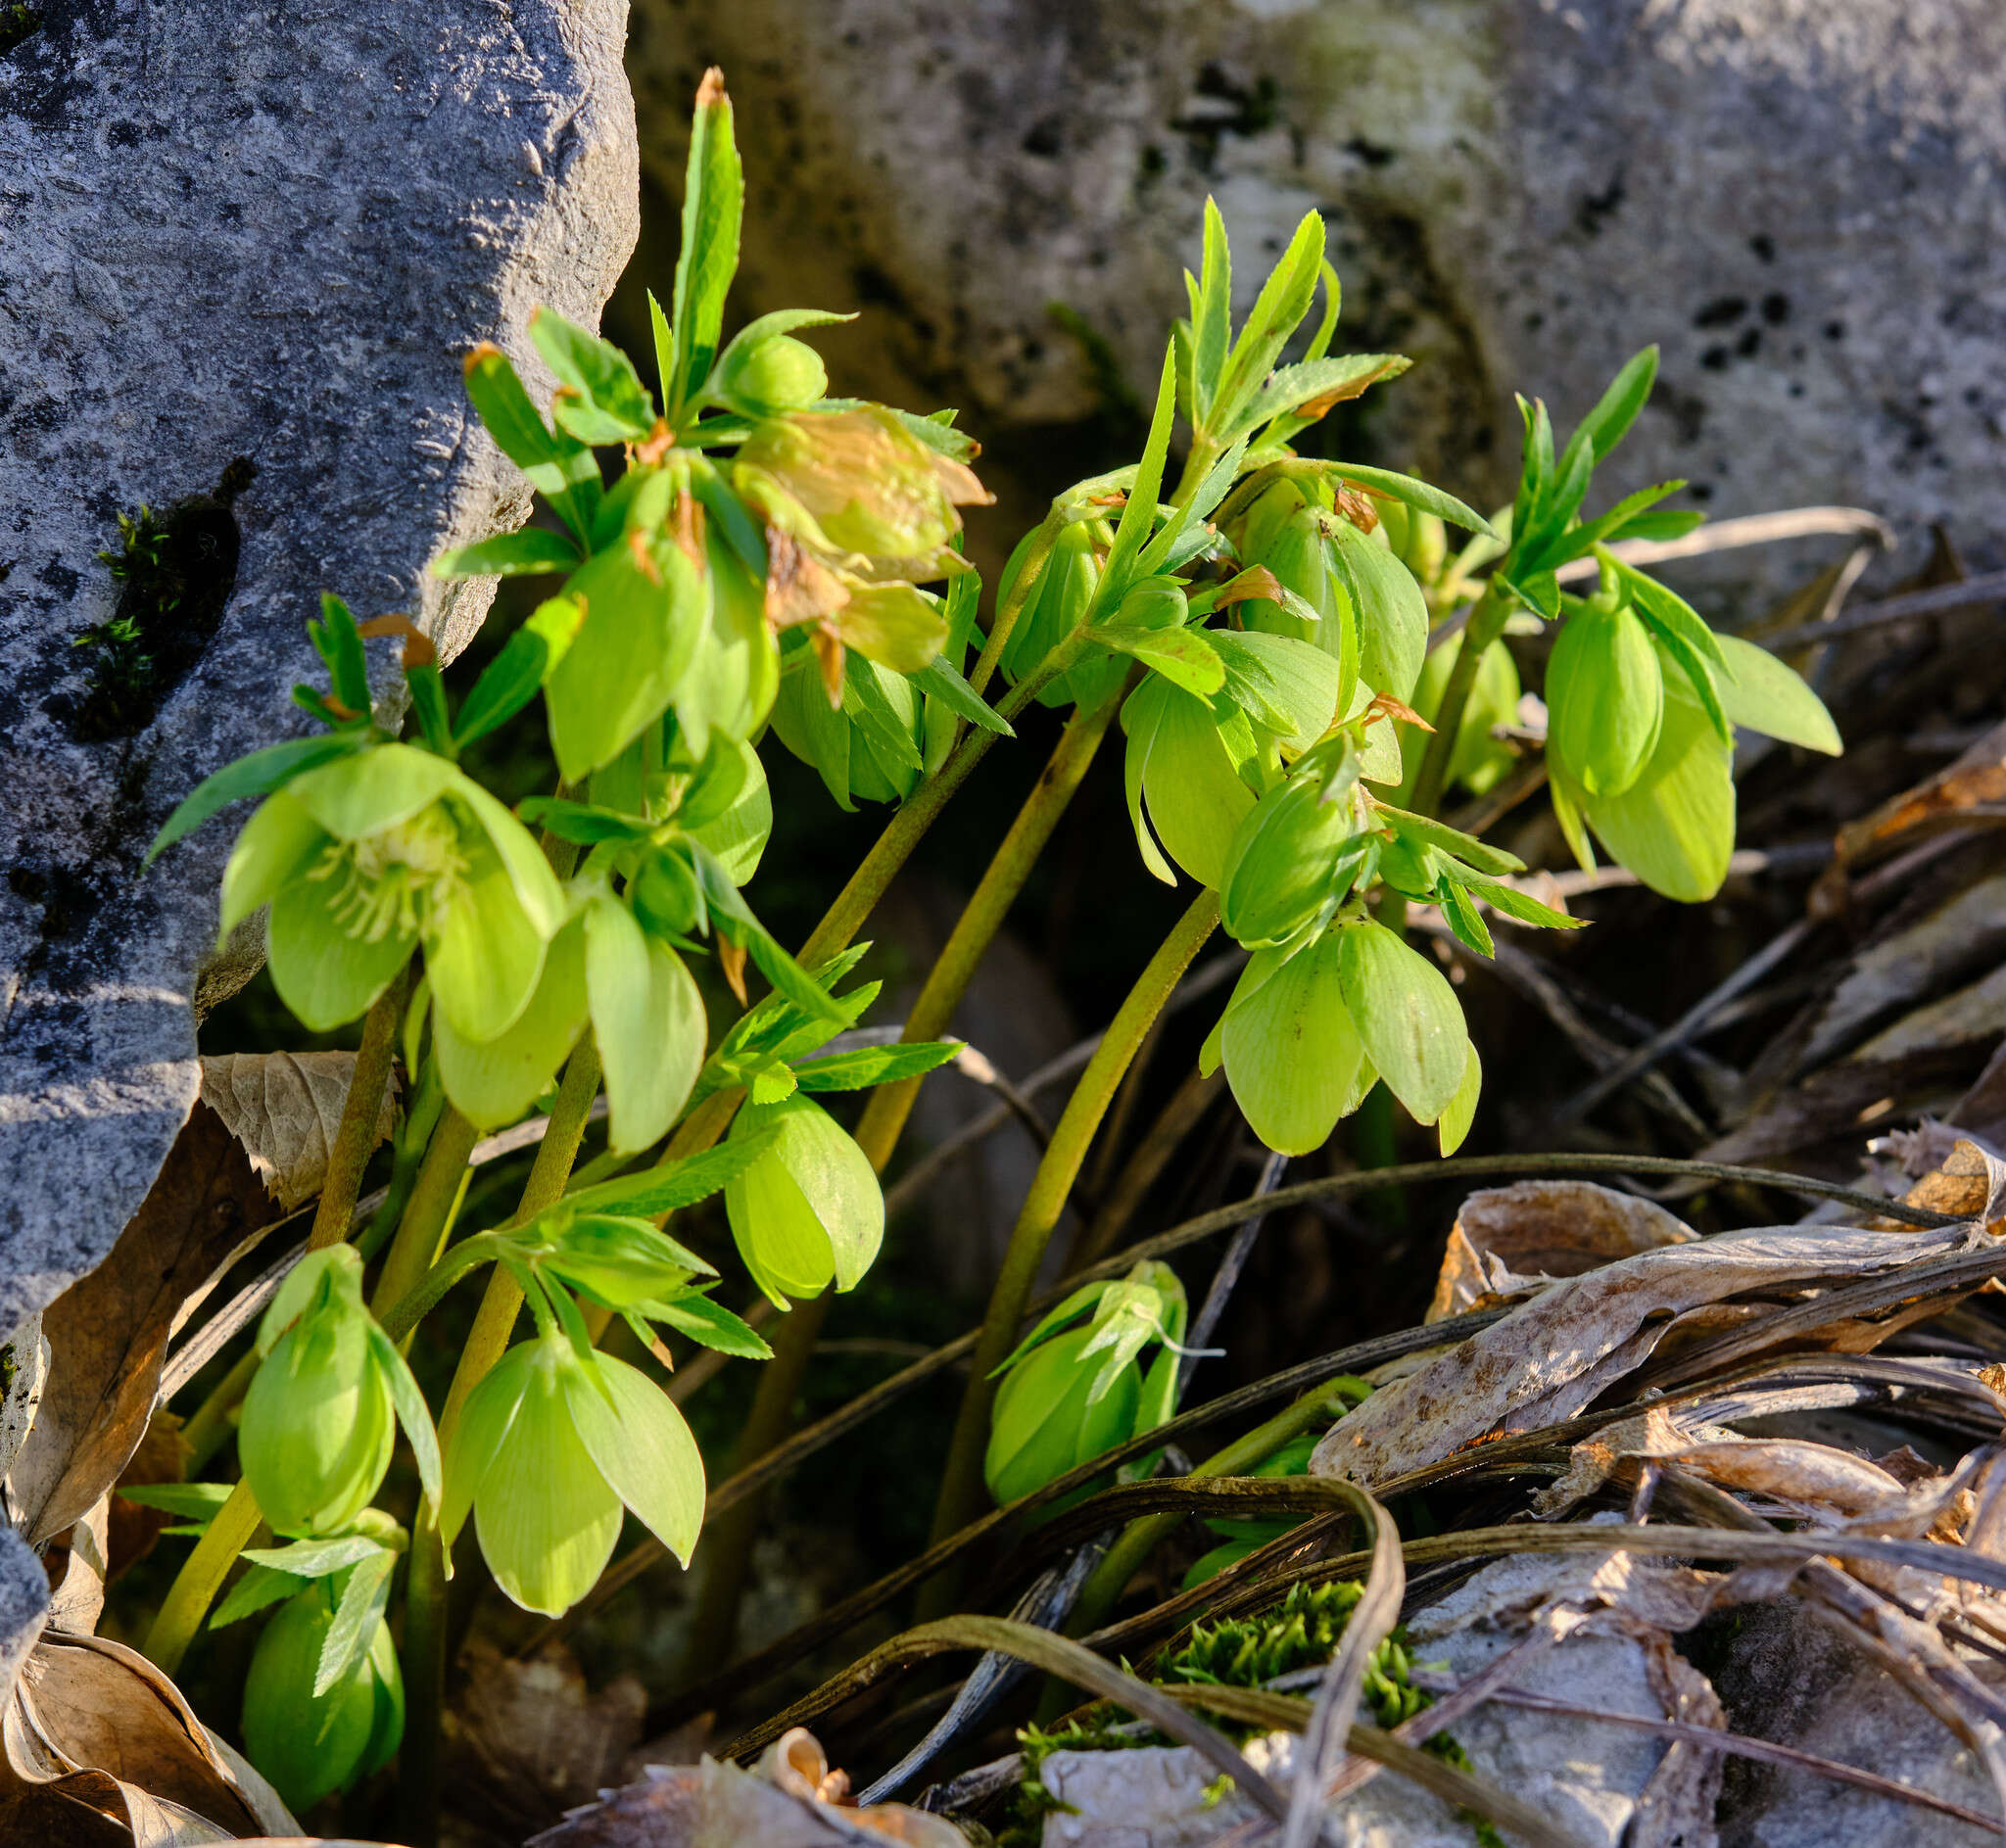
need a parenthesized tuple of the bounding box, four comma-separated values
(1333, 484, 1382, 533)
(356, 613, 437, 671)
(1364, 689, 1434, 733)
(626, 528, 665, 587)
(695, 66, 727, 110)
(809, 626, 845, 707)
(634, 419, 676, 468)
(763, 527, 850, 632)
(1213, 565, 1284, 607)
(670, 491, 707, 573)
(718, 939, 749, 1007)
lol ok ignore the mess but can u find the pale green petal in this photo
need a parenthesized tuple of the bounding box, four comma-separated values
(585, 900, 706, 1154)
(286, 743, 459, 841)
(1142, 684, 1255, 888)
(1713, 634, 1841, 754)
(423, 834, 549, 1044)
(1437, 1041, 1482, 1156)
(435, 916, 589, 1129)
(1336, 920, 1469, 1124)
(452, 778, 568, 940)
(563, 1352, 705, 1567)
(472, 1348, 623, 1616)
(220, 792, 329, 937)
(1584, 660, 1736, 902)
(688, 738, 773, 882)
(440, 1341, 533, 1552)
(1221, 929, 1364, 1155)
(267, 878, 415, 1033)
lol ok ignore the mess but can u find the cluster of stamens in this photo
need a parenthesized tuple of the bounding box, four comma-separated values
(309, 804, 469, 942)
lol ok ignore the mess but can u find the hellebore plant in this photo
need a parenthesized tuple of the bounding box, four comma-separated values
(133, 64, 1842, 1833)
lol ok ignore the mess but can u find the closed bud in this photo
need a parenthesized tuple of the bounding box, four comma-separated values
(241, 1582, 403, 1814)
(1114, 575, 1187, 631)
(238, 1247, 440, 1540)
(999, 520, 1112, 709)
(724, 1094, 884, 1306)
(1237, 504, 1333, 645)
(983, 1324, 1142, 1506)
(1546, 600, 1663, 797)
(714, 334, 827, 416)
(1217, 742, 1361, 947)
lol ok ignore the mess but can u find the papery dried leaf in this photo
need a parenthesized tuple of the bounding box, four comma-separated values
(105, 1411, 191, 1583)
(43, 1496, 108, 1637)
(9, 1106, 275, 1546)
(0, 1313, 49, 1483)
(1428, 1181, 1696, 1323)
(199, 1052, 396, 1211)
(442, 1641, 645, 1843)
(5, 1632, 295, 1839)
(1315, 1218, 1978, 1489)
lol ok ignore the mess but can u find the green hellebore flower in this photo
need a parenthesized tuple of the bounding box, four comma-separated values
(238, 1247, 441, 1540)
(982, 1260, 1188, 1506)
(724, 1093, 884, 1307)
(1333, 920, 1473, 1127)
(672, 522, 782, 759)
(218, 742, 565, 1041)
(714, 333, 829, 417)
(1217, 739, 1362, 948)
(1207, 929, 1373, 1157)
(241, 1580, 403, 1814)
(443, 1335, 704, 1617)
(1121, 677, 1256, 888)
(770, 649, 925, 809)
(1546, 599, 1663, 797)
(735, 405, 987, 561)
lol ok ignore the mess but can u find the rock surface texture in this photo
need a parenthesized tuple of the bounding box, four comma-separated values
(630, 0, 2006, 583)
(0, 2, 637, 1355)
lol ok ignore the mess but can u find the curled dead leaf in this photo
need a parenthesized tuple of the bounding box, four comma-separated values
(199, 1054, 397, 1213)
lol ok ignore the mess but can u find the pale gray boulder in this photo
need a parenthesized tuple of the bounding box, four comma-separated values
(631, 0, 2006, 584)
(0, 2, 636, 1358)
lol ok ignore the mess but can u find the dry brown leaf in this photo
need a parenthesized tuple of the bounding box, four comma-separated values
(0, 1631, 296, 1843)
(199, 1053, 396, 1211)
(1314, 1218, 1982, 1489)
(8, 1105, 275, 1546)
(1427, 1181, 1696, 1323)
(441, 1640, 645, 1844)
(525, 1729, 964, 1848)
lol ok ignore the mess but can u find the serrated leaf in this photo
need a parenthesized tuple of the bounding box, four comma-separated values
(211, 1562, 309, 1629)
(1230, 353, 1409, 445)
(145, 734, 355, 865)
(431, 527, 584, 580)
(790, 1040, 963, 1092)
(667, 70, 744, 422)
(645, 1291, 773, 1358)
(1096, 622, 1224, 696)
(1322, 463, 1497, 539)
(241, 1534, 387, 1580)
(314, 1545, 396, 1696)
(911, 652, 1013, 735)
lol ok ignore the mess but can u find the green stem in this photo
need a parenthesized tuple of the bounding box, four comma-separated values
(1064, 1382, 1356, 1641)
(179, 1349, 259, 1472)
(398, 1035, 601, 1845)
(309, 969, 410, 1251)
(368, 1107, 480, 1323)
(141, 1479, 265, 1674)
(1407, 585, 1506, 821)
(927, 887, 1220, 1556)
(850, 679, 1128, 1169)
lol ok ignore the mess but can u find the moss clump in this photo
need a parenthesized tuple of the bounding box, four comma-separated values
(0, 5, 41, 54)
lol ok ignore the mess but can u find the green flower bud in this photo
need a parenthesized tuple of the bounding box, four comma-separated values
(240, 1247, 440, 1540)
(983, 1323, 1142, 1506)
(1114, 575, 1188, 631)
(1237, 504, 1333, 647)
(1217, 741, 1361, 948)
(443, 1335, 704, 1617)
(735, 407, 986, 560)
(714, 334, 828, 416)
(241, 1581, 403, 1814)
(724, 1094, 884, 1307)
(1376, 831, 1439, 899)
(999, 521, 1103, 706)
(1546, 600, 1663, 797)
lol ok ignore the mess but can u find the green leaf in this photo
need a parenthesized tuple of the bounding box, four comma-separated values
(241, 1534, 388, 1580)
(1543, 480, 1687, 567)
(1437, 879, 1494, 959)
(453, 624, 559, 750)
(406, 663, 453, 756)
(1335, 920, 1470, 1124)
(910, 653, 1013, 736)
(667, 71, 744, 423)
(1189, 198, 1232, 426)
(1521, 426, 1597, 570)
(313, 1545, 396, 1697)
(841, 654, 926, 776)
(1214, 211, 1325, 430)
(1602, 552, 1729, 673)
(1510, 397, 1553, 548)
(371, 1323, 441, 1518)
(791, 1040, 962, 1092)
(1320, 464, 1497, 539)
(310, 592, 371, 716)
(462, 344, 601, 544)
(644, 1291, 773, 1359)
(1713, 634, 1841, 753)
(146, 734, 355, 865)
(1100, 347, 1180, 603)
(531, 307, 657, 443)
(1367, 800, 1524, 876)
(1454, 874, 1585, 931)
(1095, 622, 1224, 697)
(1230, 354, 1409, 445)
(118, 1482, 236, 1521)
(210, 1563, 309, 1629)
(1574, 345, 1658, 465)
(691, 845, 848, 1024)
(430, 528, 585, 580)
(566, 1128, 778, 1219)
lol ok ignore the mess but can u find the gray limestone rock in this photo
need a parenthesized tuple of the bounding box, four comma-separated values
(630, 0, 2006, 589)
(0, 2, 637, 1362)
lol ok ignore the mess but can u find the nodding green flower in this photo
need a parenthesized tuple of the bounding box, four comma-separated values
(1545, 598, 1664, 797)
(241, 1579, 403, 1814)
(238, 1248, 440, 1540)
(723, 1093, 884, 1307)
(218, 741, 565, 1040)
(770, 648, 928, 809)
(713, 333, 829, 417)
(983, 1261, 1191, 1506)
(443, 1333, 704, 1617)
(1217, 737, 1363, 948)
(1120, 677, 1257, 888)
(1205, 919, 1479, 1158)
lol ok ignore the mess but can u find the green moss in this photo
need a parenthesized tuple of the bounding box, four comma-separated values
(0, 5, 41, 55)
